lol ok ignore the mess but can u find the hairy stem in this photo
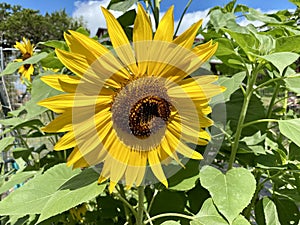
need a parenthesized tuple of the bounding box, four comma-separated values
(137, 186, 145, 225)
(228, 64, 261, 170)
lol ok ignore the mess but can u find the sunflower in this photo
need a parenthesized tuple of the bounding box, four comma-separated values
(14, 37, 35, 81)
(39, 4, 225, 192)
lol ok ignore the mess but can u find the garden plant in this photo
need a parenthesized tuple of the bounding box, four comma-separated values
(0, 0, 299, 224)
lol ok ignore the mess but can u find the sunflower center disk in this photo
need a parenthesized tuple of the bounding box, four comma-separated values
(111, 77, 172, 150)
(129, 96, 171, 139)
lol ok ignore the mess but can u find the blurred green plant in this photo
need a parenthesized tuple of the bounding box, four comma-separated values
(0, 0, 299, 224)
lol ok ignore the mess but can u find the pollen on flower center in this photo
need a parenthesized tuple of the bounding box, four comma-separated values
(111, 76, 172, 150)
(129, 96, 171, 139)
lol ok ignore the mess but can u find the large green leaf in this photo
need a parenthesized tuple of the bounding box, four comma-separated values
(25, 74, 62, 118)
(263, 198, 281, 225)
(0, 52, 48, 76)
(0, 164, 105, 223)
(209, 9, 236, 32)
(199, 166, 256, 224)
(107, 0, 137, 12)
(226, 90, 267, 136)
(275, 35, 300, 52)
(232, 215, 251, 225)
(190, 198, 228, 225)
(0, 171, 37, 194)
(245, 8, 283, 25)
(284, 76, 300, 94)
(37, 168, 104, 223)
(211, 72, 246, 105)
(259, 52, 299, 75)
(278, 119, 300, 147)
(0, 136, 15, 152)
(168, 160, 200, 191)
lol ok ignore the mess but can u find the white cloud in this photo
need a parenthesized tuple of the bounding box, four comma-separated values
(72, 0, 123, 36)
(72, 2, 284, 38)
(174, 9, 210, 35)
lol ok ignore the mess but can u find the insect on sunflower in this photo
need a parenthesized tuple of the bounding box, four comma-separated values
(39, 4, 225, 192)
(14, 37, 35, 81)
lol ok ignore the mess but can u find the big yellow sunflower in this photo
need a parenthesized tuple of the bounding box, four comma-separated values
(14, 37, 35, 81)
(39, 4, 225, 192)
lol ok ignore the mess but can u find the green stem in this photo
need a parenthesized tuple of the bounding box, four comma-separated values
(242, 119, 278, 129)
(174, 0, 193, 37)
(144, 213, 195, 224)
(153, 0, 160, 29)
(137, 186, 145, 225)
(118, 184, 133, 225)
(228, 65, 261, 170)
(113, 192, 137, 220)
(267, 82, 280, 119)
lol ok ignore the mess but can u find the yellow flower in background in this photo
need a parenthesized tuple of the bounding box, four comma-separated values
(14, 37, 34, 81)
(39, 4, 225, 192)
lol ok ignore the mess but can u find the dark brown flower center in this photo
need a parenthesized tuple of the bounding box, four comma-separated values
(129, 96, 171, 139)
(22, 52, 32, 70)
(22, 52, 31, 61)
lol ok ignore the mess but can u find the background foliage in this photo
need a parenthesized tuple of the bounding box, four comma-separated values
(0, 0, 299, 224)
(0, 3, 87, 47)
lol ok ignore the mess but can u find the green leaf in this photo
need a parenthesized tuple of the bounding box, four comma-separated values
(191, 198, 228, 225)
(0, 163, 105, 223)
(278, 119, 300, 147)
(117, 9, 136, 27)
(259, 52, 299, 75)
(0, 117, 23, 126)
(40, 52, 64, 69)
(274, 196, 300, 225)
(0, 171, 37, 194)
(76, 27, 90, 36)
(108, 0, 137, 12)
(149, 190, 186, 224)
(263, 198, 281, 225)
(275, 35, 300, 52)
(187, 182, 210, 214)
(0, 52, 48, 76)
(0, 137, 15, 152)
(289, 0, 300, 7)
(37, 168, 105, 223)
(169, 160, 200, 191)
(209, 9, 236, 32)
(245, 8, 282, 24)
(161, 221, 181, 225)
(199, 166, 256, 224)
(25, 73, 62, 118)
(232, 215, 251, 225)
(241, 131, 266, 145)
(41, 40, 68, 50)
(211, 72, 246, 104)
(226, 90, 267, 136)
(284, 76, 300, 94)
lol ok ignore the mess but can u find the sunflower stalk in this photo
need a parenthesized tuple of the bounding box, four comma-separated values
(137, 186, 145, 225)
(174, 0, 193, 37)
(228, 64, 261, 170)
(153, 0, 160, 29)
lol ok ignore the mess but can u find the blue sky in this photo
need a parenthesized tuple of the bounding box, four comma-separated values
(4, 0, 297, 36)
(5, 0, 297, 18)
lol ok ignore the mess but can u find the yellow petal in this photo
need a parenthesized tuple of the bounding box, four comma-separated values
(148, 150, 168, 187)
(42, 111, 72, 132)
(133, 3, 153, 75)
(41, 74, 80, 92)
(154, 6, 174, 42)
(54, 131, 76, 150)
(173, 20, 203, 49)
(101, 7, 138, 75)
(55, 49, 89, 77)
